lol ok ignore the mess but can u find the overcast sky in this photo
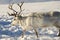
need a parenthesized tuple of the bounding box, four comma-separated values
(0, 0, 60, 4)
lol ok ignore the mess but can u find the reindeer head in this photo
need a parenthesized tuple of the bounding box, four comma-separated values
(8, 2, 24, 26)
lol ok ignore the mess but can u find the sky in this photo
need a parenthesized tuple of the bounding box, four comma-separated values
(0, 0, 60, 4)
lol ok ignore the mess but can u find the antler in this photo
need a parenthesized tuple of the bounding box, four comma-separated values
(8, 2, 24, 17)
(8, 3, 18, 17)
(17, 2, 24, 15)
(8, 3, 18, 14)
(7, 12, 16, 17)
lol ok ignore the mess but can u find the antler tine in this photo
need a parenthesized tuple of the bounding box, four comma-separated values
(7, 12, 11, 16)
(20, 2, 24, 10)
(7, 12, 17, 17)
(17, 2, 24, 15)
(7, 12, 14, 16)
(17, 2, 24, 10)
(8, 3, 18, 14)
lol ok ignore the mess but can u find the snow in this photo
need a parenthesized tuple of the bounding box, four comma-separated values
(0, 1, 60, 15)
(0, 1, 60, 40)
(0, 15, 59, 40)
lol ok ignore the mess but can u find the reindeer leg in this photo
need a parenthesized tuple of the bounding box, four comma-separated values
(58, 29, 60, 36)
(21, 30, 26, 38)
(34, 29, 38, 38)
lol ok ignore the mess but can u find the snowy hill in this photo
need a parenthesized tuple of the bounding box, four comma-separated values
(0, 1, 60, 15)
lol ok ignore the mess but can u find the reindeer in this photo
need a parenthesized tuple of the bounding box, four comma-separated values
(7, 2, 41, 38)
(7, 2, 60, 38)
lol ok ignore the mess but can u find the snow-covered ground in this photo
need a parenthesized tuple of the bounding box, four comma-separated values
(0, 15, 59, 40)
(0, 1, 60, 40)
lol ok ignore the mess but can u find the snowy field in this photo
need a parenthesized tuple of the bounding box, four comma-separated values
(0, 15, 59, 40)
(0, 1, 60, 40)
